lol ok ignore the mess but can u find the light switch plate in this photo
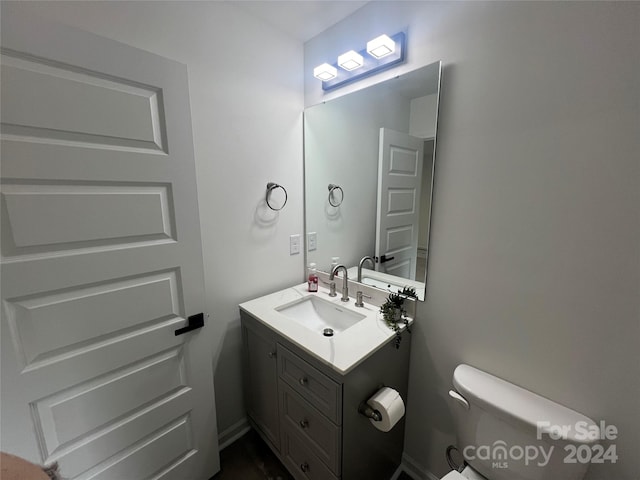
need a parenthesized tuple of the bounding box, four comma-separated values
(289, 234, 301, 255)
(307, 232, 317, 251)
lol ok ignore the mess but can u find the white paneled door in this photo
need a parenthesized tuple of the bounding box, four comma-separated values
(375, 128, 425, 281)
(0, 13, 219, 480)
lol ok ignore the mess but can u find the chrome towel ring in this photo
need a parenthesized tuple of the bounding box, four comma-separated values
(328, 184, 344, 207)
(266, 182, 288, 211)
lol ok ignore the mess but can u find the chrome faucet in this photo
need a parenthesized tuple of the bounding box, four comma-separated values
(357, 256, 375, 282)
(330, 264, 349, 302)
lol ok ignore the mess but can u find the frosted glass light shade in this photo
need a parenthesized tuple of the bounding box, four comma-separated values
(338, 50, 364, 71)
(313, 63, 338, 81)
(367, 34, 396, 59)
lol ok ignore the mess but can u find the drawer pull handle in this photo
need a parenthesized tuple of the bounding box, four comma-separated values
(268, 351, 276, 359)
(299, 377, 308, 386)
(300, 462, 309, 473)
(299, 419, 309, 429)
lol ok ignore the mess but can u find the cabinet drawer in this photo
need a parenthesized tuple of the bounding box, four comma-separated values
(278, 346, 341, 424)
(282, 426, 340, 480)
(280, 381, 341, 474)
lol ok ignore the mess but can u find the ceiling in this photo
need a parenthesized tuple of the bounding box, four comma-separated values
(232, 1, 369, 42)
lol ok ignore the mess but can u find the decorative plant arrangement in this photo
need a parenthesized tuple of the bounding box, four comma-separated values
(380, 287, 417, 349)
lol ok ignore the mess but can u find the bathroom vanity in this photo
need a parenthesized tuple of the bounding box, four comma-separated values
(239, 284, 411, 480)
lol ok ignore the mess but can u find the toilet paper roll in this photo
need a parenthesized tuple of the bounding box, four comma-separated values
(440, 471, 465, 480)
(367, 386, 405, 432)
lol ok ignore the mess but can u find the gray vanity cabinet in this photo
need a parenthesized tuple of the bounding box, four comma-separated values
(241, 310, 410, 480)
(243, 323, 280, 451)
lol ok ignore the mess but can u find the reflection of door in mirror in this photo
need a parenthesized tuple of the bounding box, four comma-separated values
(375, 128, 425, 281)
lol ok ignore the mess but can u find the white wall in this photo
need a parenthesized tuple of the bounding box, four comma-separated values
(4, 0, 305, 441)
(305, 2, 639, 479)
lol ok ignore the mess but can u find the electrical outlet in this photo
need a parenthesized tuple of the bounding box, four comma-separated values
(307, 232, 317, 251)
(289, 234, 301, 255)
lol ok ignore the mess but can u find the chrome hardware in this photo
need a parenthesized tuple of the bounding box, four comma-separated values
(358, 403, 382, 422)
(327, 183, 344, 207)
(320, 279, 337, 297)
(448, 390, 470, 410)
(355, 291, 371, 308)
(330, 264, 349, 302)
(266, 182, 288, 211)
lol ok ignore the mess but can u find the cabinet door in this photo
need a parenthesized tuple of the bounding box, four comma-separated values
(244, 327, 280, 450)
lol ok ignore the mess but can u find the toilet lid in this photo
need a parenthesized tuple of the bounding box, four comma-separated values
(441, 467, 488, 480)
(441, 471, 465, 480)
(460, 466, 488, 480)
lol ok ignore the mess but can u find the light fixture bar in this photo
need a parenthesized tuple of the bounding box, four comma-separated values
(319, 32, 406, 92)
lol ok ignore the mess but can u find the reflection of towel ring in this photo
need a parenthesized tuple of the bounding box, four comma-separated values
(266, 182, 288, 211)
(328, 184, 344, 207)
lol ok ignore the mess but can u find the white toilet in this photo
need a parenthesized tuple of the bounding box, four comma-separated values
(444, 364, 600, 480)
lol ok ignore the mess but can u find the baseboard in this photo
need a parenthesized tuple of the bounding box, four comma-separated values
(218, 421, 440, 480)
(400, 452, 440, 480)
(389, 464, 404, 480)
(217, 417, 251, 451)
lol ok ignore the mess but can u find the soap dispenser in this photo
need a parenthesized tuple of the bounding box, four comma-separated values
(307, 263, 318, 292)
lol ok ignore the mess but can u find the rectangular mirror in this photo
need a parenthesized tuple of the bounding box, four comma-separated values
(304, 61, 442, 301)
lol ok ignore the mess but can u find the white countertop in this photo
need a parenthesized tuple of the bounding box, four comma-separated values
(239, 283, 412, 375)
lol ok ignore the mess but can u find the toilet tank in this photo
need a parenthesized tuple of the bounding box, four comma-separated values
(449, 365, 599, 480)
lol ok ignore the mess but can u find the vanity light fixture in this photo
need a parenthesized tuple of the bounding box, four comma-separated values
(366, 34, 396, 59)
(314, 32, 406, 91)
(338, 50, 364, 71)
(313, 63, 338, 81)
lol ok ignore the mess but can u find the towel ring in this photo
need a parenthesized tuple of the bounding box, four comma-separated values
(266, 182, 287, 211)
(328, 184, 344, 207)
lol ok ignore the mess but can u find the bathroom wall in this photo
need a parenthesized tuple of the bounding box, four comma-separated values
(2, 0, 305, 444)
(306, 2, 639, 479)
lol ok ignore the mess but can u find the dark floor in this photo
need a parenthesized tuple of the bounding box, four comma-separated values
(211, 428, 414, 480)
(211, 429, 293, 480)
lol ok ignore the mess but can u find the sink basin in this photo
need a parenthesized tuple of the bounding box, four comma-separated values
(276, 296, 366, 334)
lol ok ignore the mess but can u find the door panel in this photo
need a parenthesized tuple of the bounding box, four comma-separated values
(2, 183, 173, 247)
(4, 269, 180, 370)
(1, 11, 218, 479)
(1, 51, 166, 151)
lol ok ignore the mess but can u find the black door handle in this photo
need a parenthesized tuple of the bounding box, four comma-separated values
(380, 254, 395, 263)
(175, 312, 205, 336)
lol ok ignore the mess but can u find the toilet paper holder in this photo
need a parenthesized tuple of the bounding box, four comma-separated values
(358, 402, 382, 422)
